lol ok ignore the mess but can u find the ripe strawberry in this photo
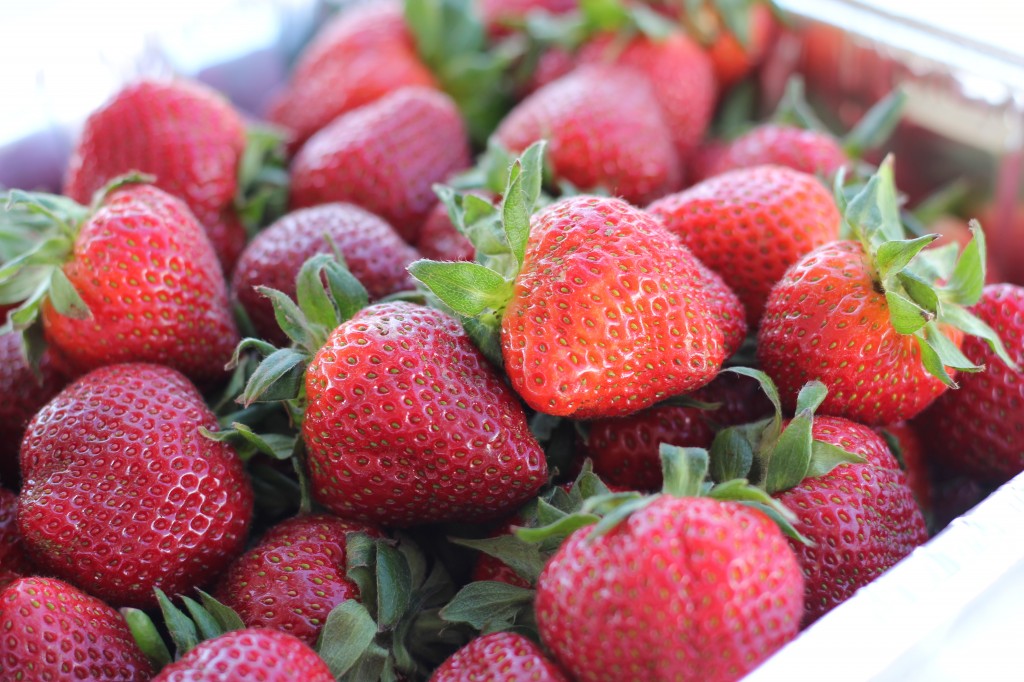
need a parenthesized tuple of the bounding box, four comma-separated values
(151, 629, 334, 682)
(430, 632, 570, 682)
(694, 370, 775, 427)
(416, 199, 477, 263)
(494, 66, 682, 205)
(0, 332, 68, 486)
(232, 203, 419, 344)
(1, 182, 240, 386)
(216, 514, 380, 646)
(268, 1, 438, 148)
(63, 78, 252, 272)
(648, 165, 842, 325)
(0, 489, 32, 589)
(521, 46, 577, 95)
(0, 576, 153, 681)
(577, 31, 716, 161)
(695, 124, 848, 182)
(920, 284, 1024, 483)
(877, 422, 933, 514)
(706, 3, 776, 89)
(290, 87, 471, 242)
(18, 363, 253, 607)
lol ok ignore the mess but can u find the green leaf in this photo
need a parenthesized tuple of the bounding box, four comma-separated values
(709, 424, 757, 482)
(181, 596, 224, 641)
(515, 512, 599, 543)
(579, 0, 632, 32)
(121, 608, 172, 670)
(235, 124, 289, 233)
(630, 3, 676, 39)
(375, 542, 413, 631)
(659, 445, 708, 498)
(897, 270, 940, 314)
(200, 423, 296, 461)
(259, 286, 315, 350)
(724, 367, 783, 438)
(940, 303, 1019, 370)
(772, 76, 829, 132)
(460, 312, 505, 368)
(241, 348, 307, 405)
(408, 260, 512, 318)
(939, 221, 986, 306)
(843, 89, 907, 158)
(876, 235, 938, 284)
(886, 290, 932, 335)
(763, 381, 828, 493)
(439, 581, 535, 631)
(196, 590, 246, 633)
(501, 141, 545, 269)
(588, 496, 657, 537)
(155, 589, 199, 657)
(323, 257, 370, 324)
(295, 254, 342, 333)
(450, 535, 544, 585)
(316, 600, 379, 678)
(345, 532, 379, 619)
(845, 156, 903, 249)
(0, 265, 51, 305)
(807, 440, 867, 479)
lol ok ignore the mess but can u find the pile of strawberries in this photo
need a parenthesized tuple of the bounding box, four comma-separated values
(1, 1, 1022, 680)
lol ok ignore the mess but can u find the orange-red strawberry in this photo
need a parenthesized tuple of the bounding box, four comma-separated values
(0, 489, 32, 589)
(648, 165, 841, 326)
(696, 124, 848, 181)
(430, 632, 570, 682)
(494, 66, 682, 205)
(18, 363, 253, 607)
(290, 87, 471, 242)
(706, 3, 776, 89)
(268, 1, 437, 148)
(232, 203, 419, 344)
(0, 577, 153, 681)
(63, 79, 253, 271)
(151, 629, 334, 682)
(216, 514, 380, 645)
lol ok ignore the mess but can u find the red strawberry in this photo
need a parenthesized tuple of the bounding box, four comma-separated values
(232, 203, 419, 344)
(577, 31, 716, 160)
(706, 3, 776, 89)
(18, 363, 253, 607)
(476, 0, 578, 37)
(920, 284, 1024, 483)
(648, 165, 842, 325)
(0, 489, 32, 589)
(216, 514, 380, 646)
(430, 632, 570, 682)
(0, 576, 153, 681)
(151, 629, 334, 682)
(521, 47, 577, 96)
(63, 78, 250, 271)
(0, 332, 68, 486)
(877, 421, 933, 514)
(290, 87, 472, 242)
(693, 370, 774, 428)
(693, 257, 748, 357)
(928, 214, 1004, 283)
(268, 1, 438, 149)
(303, 302, 547, 525)
(696, 124, 848, 182)
(494, 66, 682, 205)
(3, 183, 239, 386)
(537, 495, 803, 681)
(416, 199, 477, 263)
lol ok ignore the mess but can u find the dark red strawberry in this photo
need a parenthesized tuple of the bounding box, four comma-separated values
(232, 203, 419, 344)
(216, 514, 380, 646)
(693, 370, 775, 428)
(151, 629, 334, 682)
(877, 421, 933, 514)
(430, 632, 570, 682)
(0, 489, 32, 589)
(697, 124, 848, 181)
(494, 66, 682, 205)
(63, 78, 252, 272)
(0, 577, 153, 681)
(2, 182, 240, 386)
(648, 165, 841, 326)
(290, 87, 472, 242)
(0, 332, 68, 486)
(920, 284, 1024, 483)
(268, 1, 438, 149)
(18, 363, 253, 607)
(416, 199, 477, 263)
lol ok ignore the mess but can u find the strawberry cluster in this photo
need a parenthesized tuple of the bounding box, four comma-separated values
(0, 1, 1021, 681)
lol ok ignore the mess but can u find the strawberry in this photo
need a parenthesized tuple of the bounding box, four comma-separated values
(430, 632, 570, 682)
(412, 147, 738, 419)
(920, 284, 1024, 483)
(877, 422, 933, 515)
(1, 182, 240, 386)
(0, 576, 153, 681)
(696, 124, 848, 181)
(928, 214, 1004, 283)
(62, 78, 275, 272)
(648, 165, 842, 326)
(18, 363, 253, 607)
(694, 370, 775, 427)
(232, 203, 419, 345)
(0, 331, 68, 486)
(477, 0, 578, 36)
(705, 3, 776, 89)
(268, 2, 438, 149)
(290, 87, 472, 242)
(494, 66, 682, 205)
(416, 199, 477, 263)
(757, 161, 1014, 425)
(0, 489, 32, 589)
(150, 629, 334, 682)
(216, 514, 380, 646)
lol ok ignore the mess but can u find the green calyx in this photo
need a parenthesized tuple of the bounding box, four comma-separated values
(235, 124, 289, 235)
(677, 0, 770, 48)
(408, 140, 546, 366)
(839, 158, 1018, 386)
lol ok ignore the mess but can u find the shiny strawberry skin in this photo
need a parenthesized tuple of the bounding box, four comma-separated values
(416, 199, 477, 263)
(0, 489, 32, 589)
(217, 514, 380, 646)
(697, 124, 848, 182)
(536, 497, 804, 682)
(495, 66, 682, 206)
(0, 332, 68, 486)
(18, 363, 253, 608)
(303, 302, 547, 526)
(63, 78, 247, 272)
(578, 32, 716, 161)
(151, 629, 335, 682)
(232, 203, 419, 344)
(777, 417, 928, 626)
(268, 1, 438, 148)
(430, 632, 570, 682)
(920, 284, 1024, 483)
(0, 577, 153, 681)
(649, 165, 841, 326)
(693, 258, 748, 358)
(501, 196, 729, 419)
(758, 240, 955, 425)
(41, 185, 239, 386)
(290, 87, 471, 242)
